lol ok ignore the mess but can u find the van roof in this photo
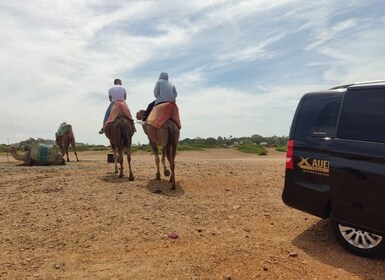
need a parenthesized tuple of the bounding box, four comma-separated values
(329, 80, 385, 90)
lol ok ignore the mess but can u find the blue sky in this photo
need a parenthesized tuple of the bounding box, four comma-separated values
(1, 0, 385, 145)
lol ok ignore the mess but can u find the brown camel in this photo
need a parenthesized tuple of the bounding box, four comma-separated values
(55, 123, 79, 162)
(136, 110, 180, 190)
(7, 144, 65, 166)
(104, 112, 136, 179)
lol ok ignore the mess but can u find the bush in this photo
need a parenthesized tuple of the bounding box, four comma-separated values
(75, 145, 110, 152)
(237, 143, 268, 155)
(177, 144, 206, 151)
(0, 144, 7, 153)
(275, 146, 287, 152)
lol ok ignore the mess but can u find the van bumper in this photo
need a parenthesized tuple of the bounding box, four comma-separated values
(282, 172, 331, 219)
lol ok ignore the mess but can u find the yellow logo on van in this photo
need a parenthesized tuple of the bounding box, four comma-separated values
(298, 157, 330, 176)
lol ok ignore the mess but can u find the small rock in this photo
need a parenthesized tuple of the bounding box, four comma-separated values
(263, 266, 268, 271)
(168, 232, 178, 239)
(289, 251, 298, 257)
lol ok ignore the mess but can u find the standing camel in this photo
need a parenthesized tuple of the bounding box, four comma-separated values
(136, 107, 180, 190)
(104, 102, 136, 179)
(55, 122, 79, 162)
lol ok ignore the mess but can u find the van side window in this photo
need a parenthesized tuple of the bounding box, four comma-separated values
(310, 99, 342, 137)
(337, 88, 385, 143)
(294, 93, 342, 140)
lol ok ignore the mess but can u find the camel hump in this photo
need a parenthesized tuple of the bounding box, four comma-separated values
(57, 122, 72, 137)
(30, 142, 61, 165)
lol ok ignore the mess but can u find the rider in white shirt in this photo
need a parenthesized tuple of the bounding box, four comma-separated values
(99, 78, 127, 134)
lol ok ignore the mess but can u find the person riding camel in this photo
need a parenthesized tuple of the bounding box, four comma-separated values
(99, 78, 127, 134)
(137, 72, 177, 125)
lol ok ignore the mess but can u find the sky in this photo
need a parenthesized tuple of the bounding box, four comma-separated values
(1, 0, 385, 146)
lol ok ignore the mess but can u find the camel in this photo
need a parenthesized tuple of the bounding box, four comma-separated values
(55, 122, 79, 162)
(136, 109, 180, 190)
(104, 111, 136, 179)
(7, 144, 65, 166)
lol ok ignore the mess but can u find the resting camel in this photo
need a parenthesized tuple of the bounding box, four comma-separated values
(7, 144, 65, 166)
(136, 109, 180, 190)
(55, 122, 79, 162)
(104, 109, 136, 179)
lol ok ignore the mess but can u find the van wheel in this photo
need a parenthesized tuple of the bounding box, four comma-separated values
(330, 219, 385, 258)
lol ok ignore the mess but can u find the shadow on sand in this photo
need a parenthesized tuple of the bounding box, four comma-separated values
(101, 173, 184, 197)
(145, 179, 184, 197)
(101, 172, 134, 183)
(292, 219, 385, 278)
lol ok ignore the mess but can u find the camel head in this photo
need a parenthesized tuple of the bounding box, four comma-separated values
(54, 155, 66, 165)
(5, 146, 15, 153)
(136, 110, 146, 120)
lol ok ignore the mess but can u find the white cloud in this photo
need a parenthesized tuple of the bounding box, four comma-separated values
(1, 0, 385, 145)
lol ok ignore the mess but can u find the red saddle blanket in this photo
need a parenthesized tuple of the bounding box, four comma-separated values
(146, 102, 181, 129)
(105, 101, 134, 128)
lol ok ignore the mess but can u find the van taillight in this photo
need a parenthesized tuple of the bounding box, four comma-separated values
(286, 140, 294, 169)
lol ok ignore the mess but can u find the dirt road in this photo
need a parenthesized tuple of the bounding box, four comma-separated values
(1, 148, 384, 279)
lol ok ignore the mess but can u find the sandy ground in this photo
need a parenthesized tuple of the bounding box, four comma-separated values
(0, 148, 384, 280)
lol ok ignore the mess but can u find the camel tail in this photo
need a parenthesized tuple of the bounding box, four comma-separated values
(119, 122, 131, 150)
(168, 122, 180, 153)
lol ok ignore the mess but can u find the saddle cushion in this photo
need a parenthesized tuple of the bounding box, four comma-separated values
(105, 101, 134, 128)
(146, 102, 182, 129)
(30, 142, 61, 165)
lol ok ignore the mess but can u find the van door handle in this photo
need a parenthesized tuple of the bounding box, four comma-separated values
(342, 166, 367, 180)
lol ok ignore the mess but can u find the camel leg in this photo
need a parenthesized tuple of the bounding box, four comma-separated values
(66, 146, 70, 162)
(161, 148, 170, 177)
(165, 143, 176, 190)
(150, 142, 161, 180)
(113, 149, 119, 173)
(126, 147, 134, 181)
(118, 149, 124, 178)
(71, 138, 79, 162)
(64, 141, 70, 162)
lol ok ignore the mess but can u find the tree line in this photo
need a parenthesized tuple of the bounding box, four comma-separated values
(179, 134, 288, 147)
(0, 134, 288, 153)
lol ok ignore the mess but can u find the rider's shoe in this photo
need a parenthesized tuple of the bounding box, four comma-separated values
(98, 128, 104, 134)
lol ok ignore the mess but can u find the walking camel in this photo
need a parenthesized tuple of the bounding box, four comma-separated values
(136, 105, 180, 190)
(104, 101, 136, 179)
(55, 122, 79, 162)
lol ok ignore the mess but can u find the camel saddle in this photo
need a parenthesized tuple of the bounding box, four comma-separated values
(30, 142, 61, 165)
(57, 122, 71, 137)
(146, 102, 182, 129)
(105, 101, 135, 129)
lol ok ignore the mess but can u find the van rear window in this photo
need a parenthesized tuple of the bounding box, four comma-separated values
(337, 88, 385, 143)
(294, 92, 342, 141)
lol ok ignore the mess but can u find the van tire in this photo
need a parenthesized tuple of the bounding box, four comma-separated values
(330, 219, 385, 258)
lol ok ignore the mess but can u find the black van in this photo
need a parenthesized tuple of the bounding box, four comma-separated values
(282, 80, 385, 258)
